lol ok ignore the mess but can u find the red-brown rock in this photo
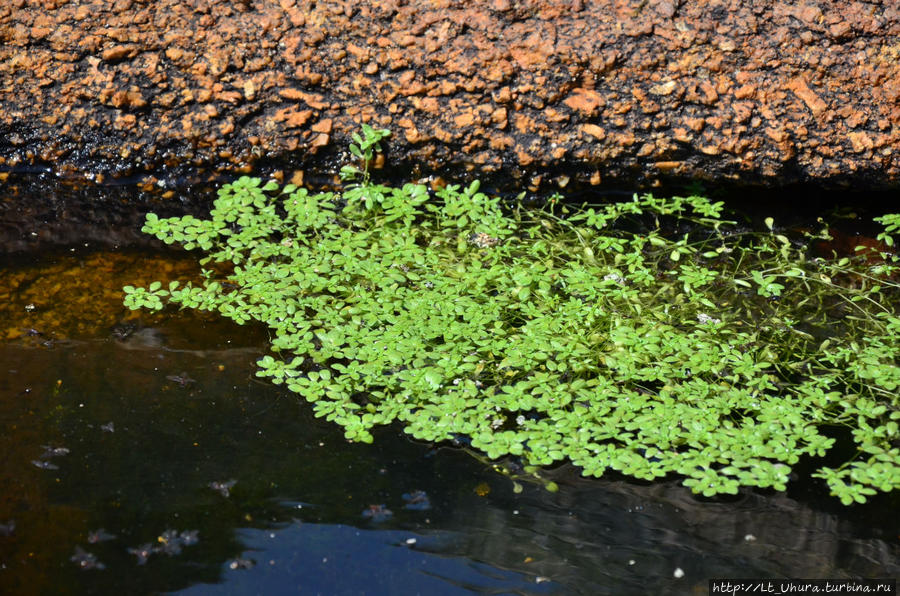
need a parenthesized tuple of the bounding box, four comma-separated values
(0, 0, 899, 196)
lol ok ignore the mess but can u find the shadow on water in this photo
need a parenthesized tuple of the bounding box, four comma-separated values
(1, 210, 898, 594)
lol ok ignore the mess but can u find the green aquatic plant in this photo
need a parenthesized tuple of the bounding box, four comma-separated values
(124, 126, 900, 504)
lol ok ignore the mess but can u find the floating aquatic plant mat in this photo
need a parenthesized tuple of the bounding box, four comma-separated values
(125, 127, 900, 504)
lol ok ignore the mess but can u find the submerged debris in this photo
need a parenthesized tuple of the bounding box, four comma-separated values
(31, 460, 59, 470)
(361, 504, 393, 523)
(209, 479, 236, 497)
(156, 529, 184, 555)
(87, 528, 116, 543)
(159, 529, 200, 556)
(127, 543, 155, 565)
(33, 445, 70, 469)
(114, 326, 167, 349)
(71, 546, 105, 570)
(165, 372, 196, 387)
(127, 530, 199, 564)
(402, 490, 432, 511)
(110, 322, 136, 340)
(228, 557, 255, 570)
(41, 445, 70, 458)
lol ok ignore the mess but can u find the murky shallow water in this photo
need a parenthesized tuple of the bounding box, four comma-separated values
(1, 248, 898, 596)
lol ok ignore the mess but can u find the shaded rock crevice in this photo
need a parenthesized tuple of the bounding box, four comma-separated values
(1, 0, 899, 195)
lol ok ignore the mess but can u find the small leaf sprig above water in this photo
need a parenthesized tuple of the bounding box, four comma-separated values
(124, 125, 900, 504)
(339, 123, 390, 187)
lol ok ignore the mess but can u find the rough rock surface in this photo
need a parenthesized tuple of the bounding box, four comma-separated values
(2, 0, 900, 194)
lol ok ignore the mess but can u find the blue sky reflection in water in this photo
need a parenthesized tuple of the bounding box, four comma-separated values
(175, 524, 560, 595)
(0, 250, 898, 596)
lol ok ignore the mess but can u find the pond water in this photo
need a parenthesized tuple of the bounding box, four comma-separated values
(1, 224, 899, 594)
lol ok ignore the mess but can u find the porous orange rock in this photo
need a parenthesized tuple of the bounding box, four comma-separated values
(0, 0, 898, 198)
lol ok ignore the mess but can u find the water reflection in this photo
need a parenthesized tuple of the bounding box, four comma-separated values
(176, 524, 560, 596)
(0, 250, 898, 595)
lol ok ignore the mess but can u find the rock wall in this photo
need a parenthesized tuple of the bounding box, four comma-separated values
(2, 0, 900, 194)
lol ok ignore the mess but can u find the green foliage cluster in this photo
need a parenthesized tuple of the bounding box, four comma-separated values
(125, 128, 900, 504)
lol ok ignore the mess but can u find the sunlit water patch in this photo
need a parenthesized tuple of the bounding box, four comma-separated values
(0, 248, 897, 595)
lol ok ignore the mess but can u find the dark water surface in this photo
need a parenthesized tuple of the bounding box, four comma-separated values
(1, 247, 898, 596)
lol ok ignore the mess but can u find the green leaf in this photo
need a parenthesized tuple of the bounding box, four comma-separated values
(122, 127, 900, 505)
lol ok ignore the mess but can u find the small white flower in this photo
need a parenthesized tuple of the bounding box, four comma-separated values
(602, 273, 626, 284)
(469, 232, 499, 248)
(697, 313, 721, 325)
